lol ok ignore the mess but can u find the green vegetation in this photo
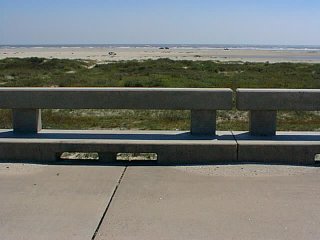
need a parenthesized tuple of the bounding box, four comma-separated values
(0, 57, 320, 131)
(2, 57, 320, 89)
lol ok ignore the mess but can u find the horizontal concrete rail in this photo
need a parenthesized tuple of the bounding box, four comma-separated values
(0, 88, 232, 110)
(237, 89, 320, 111)
(236, 89, 320, 136)
(0, 88, 233, 135)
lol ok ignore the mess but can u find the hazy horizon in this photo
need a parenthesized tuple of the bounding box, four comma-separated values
(1, 0, 320, 45)
(1, 43, 320, 47)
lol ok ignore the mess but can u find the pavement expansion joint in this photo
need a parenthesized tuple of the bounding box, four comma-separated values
(91, 166, 128, 240)
(231, 131, 240, 162)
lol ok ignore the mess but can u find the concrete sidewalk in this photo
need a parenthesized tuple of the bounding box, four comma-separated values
(0, 163, 125, 240)
(1, 163, 320, 240)
(95, 165, 320, 240)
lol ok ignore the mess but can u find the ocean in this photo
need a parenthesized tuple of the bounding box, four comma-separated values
(1, 44, 320, 52)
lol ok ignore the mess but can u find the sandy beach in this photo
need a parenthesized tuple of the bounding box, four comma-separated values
(1, 47, 320, 63)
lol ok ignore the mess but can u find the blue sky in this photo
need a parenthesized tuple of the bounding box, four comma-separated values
(1, 0, 320, 45)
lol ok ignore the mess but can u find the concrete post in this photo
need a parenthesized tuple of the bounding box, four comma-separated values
(249, 110, 276, 136)
(191, 110, 216, 135)
(99, 152, 117, 163)
(12, 109, 42, 134)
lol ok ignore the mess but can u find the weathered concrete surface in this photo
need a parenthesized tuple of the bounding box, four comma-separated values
(96, 165, 320, 240)
(0, 88, 233, 110)
(0, 163, 125, 240)
(235, 131, 320, 165)
(236, 88, 320, 111)
(0, 130, 237, 165)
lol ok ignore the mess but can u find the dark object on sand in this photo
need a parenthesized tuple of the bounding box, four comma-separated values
(108, 52, 117, 56)
(224, 48, 230, 51)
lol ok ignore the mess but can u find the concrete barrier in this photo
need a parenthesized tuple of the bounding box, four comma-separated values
(0, 87, 232, 135)
(0, 88, 236, 164)
(0, 87, 319, 165)
(236, 89, 320, 136)
(234, 131, 320, 165)
(235, 88, 320, 165)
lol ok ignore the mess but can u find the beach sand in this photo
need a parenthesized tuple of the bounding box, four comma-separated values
(1, 47, 320, 63)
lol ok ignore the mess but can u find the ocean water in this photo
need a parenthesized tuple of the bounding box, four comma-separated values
(1, 44, 320, 52)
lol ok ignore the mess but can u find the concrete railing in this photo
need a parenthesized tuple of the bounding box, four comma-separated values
(0, 87, 233, 135)
(0, 87, 319, 165)
(236, 89, 320, 136)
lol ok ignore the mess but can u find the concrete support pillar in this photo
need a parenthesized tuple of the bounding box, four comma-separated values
(99, 152, 117, 163)
(191, 110, 216, 135)
(249, 110, 277, 136)
(12, 109, 42, 134)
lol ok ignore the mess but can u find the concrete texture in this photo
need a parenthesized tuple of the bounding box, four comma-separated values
(191, 110, 216, 135)
(249, 110, 276, 136)
(236, 88, 320, 111)
(0, 163, 125, 240)
(235, 131, 320, 165)
(12, 108, 42, 133)
(0, 130, 237, 165)
(95, 165, 320, 240)
(0, 88, 233, 110)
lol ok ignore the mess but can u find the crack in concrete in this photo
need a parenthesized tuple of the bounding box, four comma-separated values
(91, 166, 128, 240)
(231, 131, 239, 162)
